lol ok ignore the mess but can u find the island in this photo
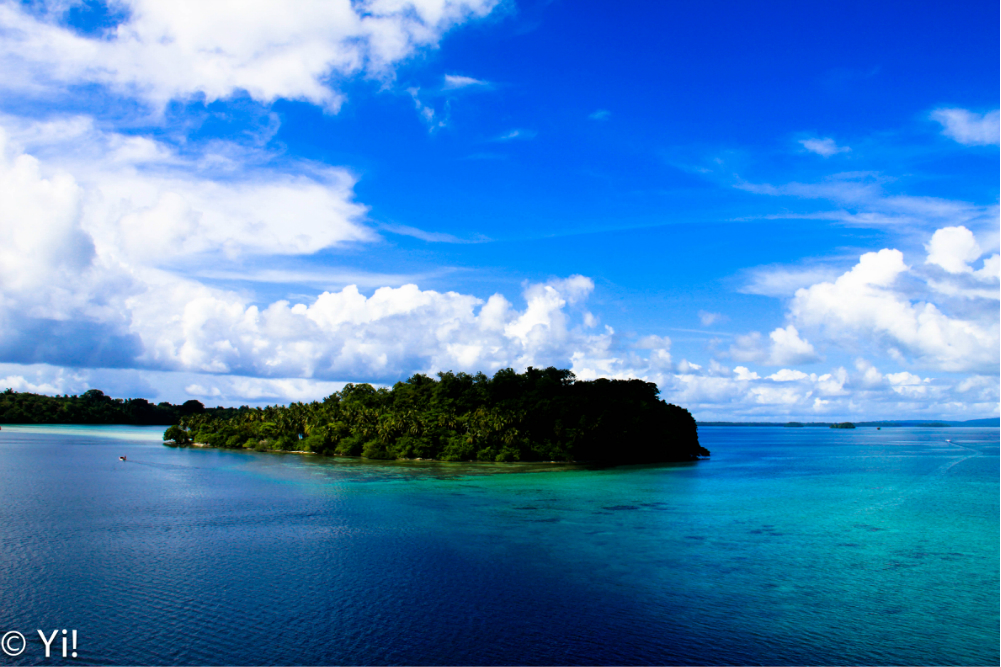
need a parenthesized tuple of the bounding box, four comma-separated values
(164, 367, 710, 464)
(830, 422, 856, 429)
(0, 388, 227, 425)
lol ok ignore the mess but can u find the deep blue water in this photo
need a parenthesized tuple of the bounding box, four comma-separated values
(0, 425, 997, 665)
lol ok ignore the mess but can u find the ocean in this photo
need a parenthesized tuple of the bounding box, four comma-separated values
(0, 424, 997, 665)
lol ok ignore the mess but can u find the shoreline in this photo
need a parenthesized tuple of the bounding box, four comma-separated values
(163, 440, 701, 466)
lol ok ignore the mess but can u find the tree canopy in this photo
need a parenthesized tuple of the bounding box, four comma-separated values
(0, 388, 236, 425)
(165, 367, 709, 464)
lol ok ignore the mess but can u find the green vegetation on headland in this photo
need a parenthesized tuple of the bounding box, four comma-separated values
(0, 388, 231, 425)
(830, 422, 856, 429)
(164, 367, 709, 463)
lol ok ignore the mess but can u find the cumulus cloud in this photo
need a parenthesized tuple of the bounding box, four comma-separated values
(925, 225, 985, 273)
(729, 325, 819, 366)
(767, 369, 809, 382)
(3, 354, 995, 420)
(723, 227, 997, 414)
(0, 116, 374, 368)
(0, 116, 630, 390)
(0, 0, 499, 110)
(2, 117, 373, 263)
(0, 150, 630, 382)
(931, 108, 1000, 146)
(0, 128, 614, 379)
(767, 325, 820, 364)
(800, 137, 850, 157)
(924, 226, 999, 283)
(657, 358, 997, 421)
(788, 246, 999, 373)
(0, 117, 996, 419)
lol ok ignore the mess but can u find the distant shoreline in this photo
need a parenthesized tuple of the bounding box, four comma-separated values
(697, 418, 999, 428)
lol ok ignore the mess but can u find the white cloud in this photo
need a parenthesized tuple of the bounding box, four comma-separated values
(408, 87, 448, 130)
(650, 357, 997, 421)
(192, 266, 459, 290)
(729, 333, 766, 363)
(493, 129, 536, 142)
(931, 108, 1000, 146)
(800, 137, 850, 157)
(0, 0, 500, 110)
(0, 362, 354, 406)
(589, 110, 611, 121)
(925, 225, 986, 274)
(767, 369, 809, 382)
(184, 383, 222, 398)
(0, 119, 996, 420)
(729, 325, 818, 366)
(789, 245, 999, 373)
(698, 310, 726, 326)
(978, 254, 1001, 281)
(854, 358, 884, 387)
(768, 325, 820, 365)
(676, 360, 701, 373)
(0, 128, 613, 378)
(886, 371, 922, 386)
(728, 228, 997, 409)
(635, 335, 671, 350)
(381, 223, 485, 244)
(443, 74, 489, 89)
(0, 367, 86, 396)
(737, 172, 997, 230)
(0, 116, 626, 387)
(740, 264, 843, 297)
(0, 116, 378, 369)
(2, 117, 373, 264)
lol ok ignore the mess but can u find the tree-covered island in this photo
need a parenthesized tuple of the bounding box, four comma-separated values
(165, 367, 709, 464)
(0, 388, 227, 425)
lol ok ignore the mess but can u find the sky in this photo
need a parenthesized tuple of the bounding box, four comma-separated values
(0, 0, 998, 420)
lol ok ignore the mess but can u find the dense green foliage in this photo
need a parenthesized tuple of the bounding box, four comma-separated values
(166, 367, 709, 463)
(0, 388, 234, 425)
(830, 422, 856, 429)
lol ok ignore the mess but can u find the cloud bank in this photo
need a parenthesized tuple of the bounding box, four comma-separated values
(0, 114, 996, 420)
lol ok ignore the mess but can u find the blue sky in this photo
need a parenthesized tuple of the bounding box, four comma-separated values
(0, 0, 997, 419)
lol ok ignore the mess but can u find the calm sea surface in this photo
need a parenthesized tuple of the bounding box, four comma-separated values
(0, 425, 997, 665)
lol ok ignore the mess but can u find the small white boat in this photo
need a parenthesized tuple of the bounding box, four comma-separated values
(119, 456, 127, 461)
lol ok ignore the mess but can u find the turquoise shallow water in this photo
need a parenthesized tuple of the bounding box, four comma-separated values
(0, 424, 997, 665)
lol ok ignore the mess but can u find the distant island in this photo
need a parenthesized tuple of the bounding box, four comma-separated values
(698, 418, 999, 428)
(0, 388, 229, 425)
(165, 367, 710, 464)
